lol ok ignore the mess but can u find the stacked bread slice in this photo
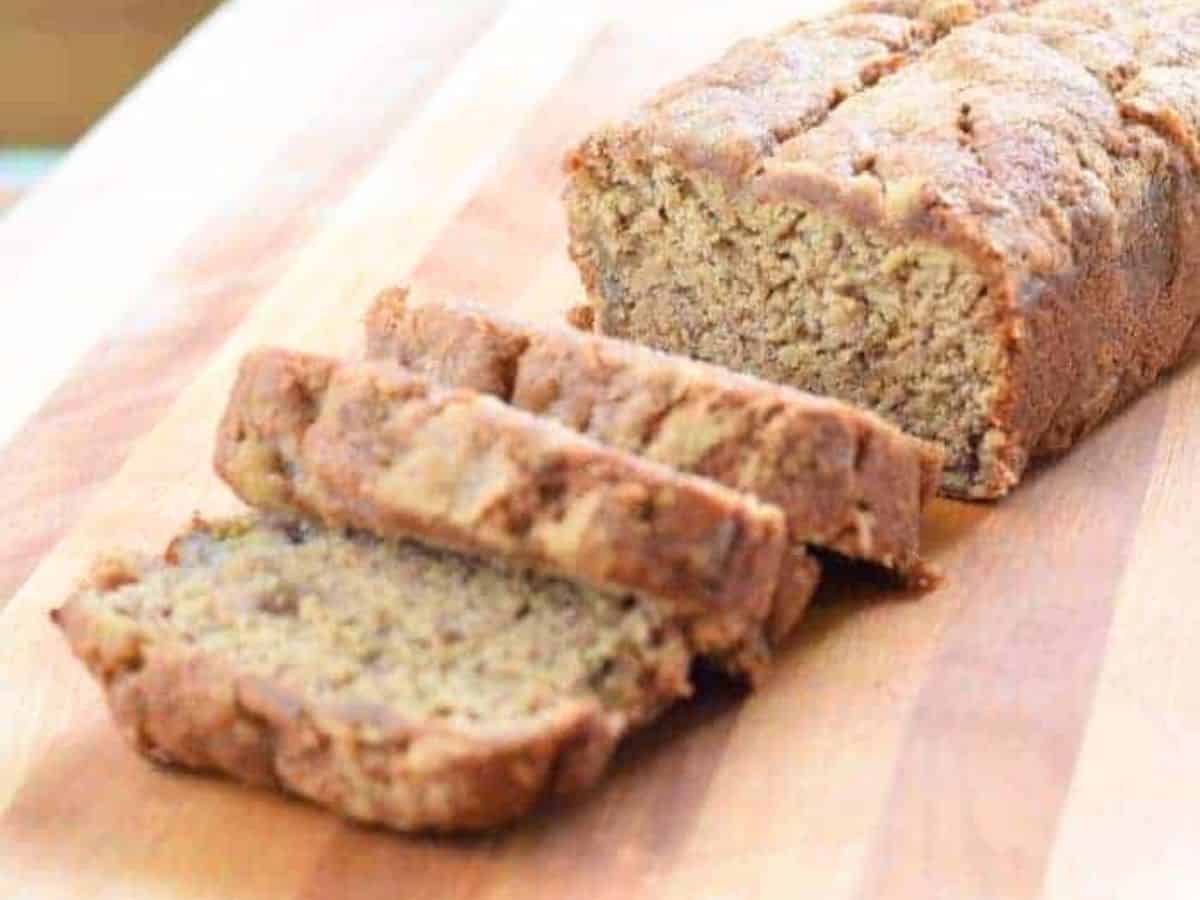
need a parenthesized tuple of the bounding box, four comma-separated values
(53, 290, 942, 832)
(365, 289, 943, 584)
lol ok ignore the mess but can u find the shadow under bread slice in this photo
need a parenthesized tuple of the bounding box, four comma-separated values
(214, 349, 793, 682)
(364, 288, 941, 587)
(51, 516, 696, 833)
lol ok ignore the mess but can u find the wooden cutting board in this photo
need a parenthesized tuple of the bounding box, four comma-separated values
(2, 2, 1198, 897)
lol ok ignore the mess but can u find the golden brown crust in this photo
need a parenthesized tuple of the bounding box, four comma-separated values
(564, 10, 940, 189)
(564, 0, 1200, 498)
(847, 0, 1039, 31)
(365, 290, 941, 580)
(51, 542, 649, 832)
(215, 349, 789, 679)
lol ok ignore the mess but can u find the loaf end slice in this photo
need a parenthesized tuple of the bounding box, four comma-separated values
(365, 289, 941, 583)
(214, 349, 789, 681)
(52, 517, 697, 832)
(564, 0, 1200, 498)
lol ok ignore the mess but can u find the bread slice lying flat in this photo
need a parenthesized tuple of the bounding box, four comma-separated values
(52, 516, 697, 832)
(365, 288, 942, 582)
(214, 349, 792, 680)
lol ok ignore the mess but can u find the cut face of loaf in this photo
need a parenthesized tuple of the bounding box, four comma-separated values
(365, 290, 941, 582)
(565, 0, 1200, 498)
(214, 349, 790, 680)
(52, 517, 695, 832)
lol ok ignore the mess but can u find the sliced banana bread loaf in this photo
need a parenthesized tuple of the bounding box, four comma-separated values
(365, 289, 941, 581)
(215, 349, 789, 679)
(565, 0, 1200, 497)
(52, 516, 696, 832)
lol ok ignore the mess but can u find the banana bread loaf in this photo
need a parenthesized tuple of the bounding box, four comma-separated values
(52, 516, 696, 832)
(565, 0, 1200, 497)
(365, 289, 941, 581)
(215, 349, 790, 679)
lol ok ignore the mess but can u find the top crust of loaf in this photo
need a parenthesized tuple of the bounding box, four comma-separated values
(847, 1, 1040, 30)
(567, 1, 1124, 294)
(365, 289, 942, 579)
(214, 349, 789, 679)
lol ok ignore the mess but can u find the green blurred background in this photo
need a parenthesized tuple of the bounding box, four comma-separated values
(1, 0, 220, 212)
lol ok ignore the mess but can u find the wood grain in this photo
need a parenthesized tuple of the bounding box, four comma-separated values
(1, 1, 1198, 898)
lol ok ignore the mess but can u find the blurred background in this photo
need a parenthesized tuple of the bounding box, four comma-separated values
(1, 0, 220, 213)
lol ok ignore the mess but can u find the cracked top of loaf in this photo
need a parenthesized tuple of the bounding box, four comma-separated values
(572, 0, 1200, 278)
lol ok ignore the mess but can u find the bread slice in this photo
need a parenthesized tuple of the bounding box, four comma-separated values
(52, 516, 697, 832)
(563, 0, 1200, 498)
(214, 349, 790, 679)
(364, 289, 941, 582)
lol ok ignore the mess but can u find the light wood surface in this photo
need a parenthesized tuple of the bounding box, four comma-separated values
(1, 2, 1198, 897)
